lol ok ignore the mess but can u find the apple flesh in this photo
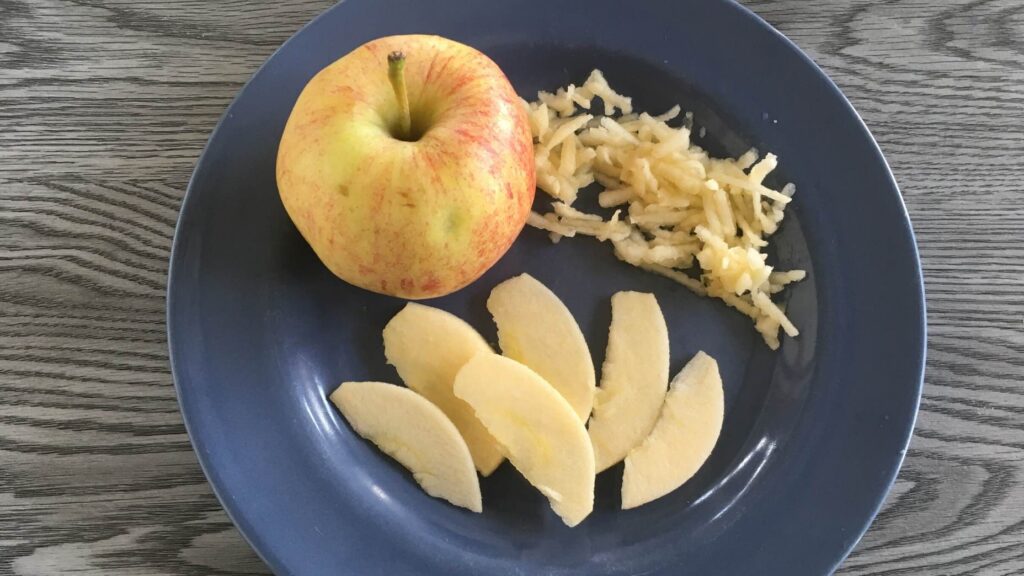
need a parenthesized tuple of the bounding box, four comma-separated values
(454, 353, 595, 527)
(588, 291, 670, 473)
(331, 381, 482, 512)
(487, 274, 596, 421)
(277, 35, 535, 299)
(621, 351, 724, 509)
(383, 303, 504, 476)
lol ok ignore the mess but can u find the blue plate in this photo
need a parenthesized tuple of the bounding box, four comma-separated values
(167, 0, 925, 574)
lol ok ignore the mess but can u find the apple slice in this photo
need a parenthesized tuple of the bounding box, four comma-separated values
(383, 303, 504, 476)
(621, 351, 724, 509)
(453, 353, 595, 527)
(330, 381, 482, 512)
(588, 291, 670, 473)
(487, 274, 595, 421)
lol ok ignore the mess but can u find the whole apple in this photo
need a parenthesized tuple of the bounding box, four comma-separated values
(277, 35, 535, 299)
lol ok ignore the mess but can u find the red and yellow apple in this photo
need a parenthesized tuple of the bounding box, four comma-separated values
(277, 35, 535, 299)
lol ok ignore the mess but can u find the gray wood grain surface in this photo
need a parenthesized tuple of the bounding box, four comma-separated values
(1, 0, 1021, 574)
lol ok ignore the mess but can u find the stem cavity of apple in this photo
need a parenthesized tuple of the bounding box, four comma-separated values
(387, 51, 413, 141)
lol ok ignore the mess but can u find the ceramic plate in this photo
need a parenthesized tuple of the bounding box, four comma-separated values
(167, 1, 926, 573)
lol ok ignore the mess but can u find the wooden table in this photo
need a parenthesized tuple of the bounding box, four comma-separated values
(2, 0, 1021, 574)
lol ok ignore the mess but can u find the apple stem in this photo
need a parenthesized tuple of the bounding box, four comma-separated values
(388, 51, 412, 140)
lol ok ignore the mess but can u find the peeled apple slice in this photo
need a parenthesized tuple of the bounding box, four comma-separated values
(330, 381, 482, 513)
(588, 291, 670, 473)
(621, 351, 724, 510)
(487, 274, 595, 421)
(383, 303, 504, 476)
(453, 353, 595, 527)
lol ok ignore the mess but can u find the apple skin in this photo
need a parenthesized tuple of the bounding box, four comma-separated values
(277, 35, 535, 299)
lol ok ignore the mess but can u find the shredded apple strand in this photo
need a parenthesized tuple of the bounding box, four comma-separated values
(524, 71, 805, 349)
